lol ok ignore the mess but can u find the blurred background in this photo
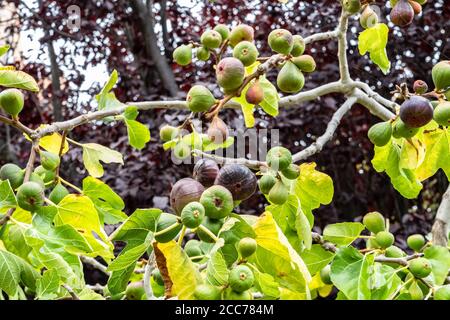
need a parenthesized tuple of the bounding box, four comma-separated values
(0, 0, 449, 248)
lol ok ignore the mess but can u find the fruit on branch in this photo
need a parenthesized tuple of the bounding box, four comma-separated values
(268, 29, 294, 55)
(385, 245, 406, 258)
(406, 234, 425, 251)
(320, 265, 332, 285)
(363, 212, 385, 234)
(390, 0, 415, 27)
(173, 141, 191, 160)
(360, 5, 379, 29)
(49, 183, 69, 205)
(238, 237, 257, 259)
(216, 57, 245, 91)
(432, 60, 450, 91)
(193, 159, 220, 187)
(366, 235, 380, 249)
(201, 30, 222, 49)
(186, 85, 216, 113)
(223, 288, 253, 300)
(367, 121, 393, 147)
(34, 165, 56, 185)
(399, 96, 433, 128)
(392, 119, 419, 138)
(342, 0, 361, 14)
(184, 239, 203, 261)
(196, 46, 210, 61)
(268, 180, 289, 205)
(29, 173, 45, 189)
(160, 125, 179, 142)
(290, 35, 305, 57)
(0, 163, 24, 189)
(375, 231, 395, 249)
(291, 55, 316, 73)
(281, 164, 300, 180)
(125, 281, 145, 300)
(0, 88, 24, 117)
(170, 178, 205, 215)
(434, 285, 450, 300)
(196, 217, 223, 243)
(207, 116, 229, 144)
(408, 258, 432, 278)
(173, 44, 193, 66)
(214, 24, 230, 42)
(413, 80, 428, 94)
(229, 265, 254, 292)
(433, 101, 450, 126)
(258, 174, 277, 194)
(181, 201, 205, 228)
(152, 269, 164, 286)
(214, 164, 257, 201)
(228, 24, 255, 48)
(266, 146, 292, 171)
(233, 41, 258, 67)
(194, 284, 222, 300)
(409, 1, 422, 15)
(154, 213, 182, 243)
(245, 80, 264, 105)
(277, 61, 305, 93)
(200, 185, 234, 219)
(16, 181, 44, 212)
(40, 151, 60, 171)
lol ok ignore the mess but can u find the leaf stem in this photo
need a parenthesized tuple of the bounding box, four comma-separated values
(198, 224, 220, 243)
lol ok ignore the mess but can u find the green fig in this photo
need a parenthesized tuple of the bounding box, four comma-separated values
(320, 265, 332, 285)
(196, 46, 210, 61)
(214, 24, 230, 42)
(266, 146, 292, 171)
(292, 55, 316, 73)
(409, 258, 432, 278)
(223, 288, 253, 300)
(277, 61, 305, 93)
(290, 35, 305, 57)
(181, 201, 205, 229)
(154, 213, 182, 243)
(196, 217, 224, 243)
(281, 164, 300, 180)
(392, 119, 419, 138)
(0, 163, 24, 189)
(268, 29, 293, 55)
(228, 24, 254, 48)
(375, 231, 395, 249)
(362, 211, 385, 234)
(228, 265, 254, 293)
(432, 60, 450, 91)
(34, 165, 55, 185)
(368, 121, 393, 146)
(385, 245, 406, 258)
(233, 41, 258, 67)
(186, 85, 216, 112)
(407, 234, 425, 251)
(258, 174, 277, 194)
(159, 125, 179, 142)
(49, 183, 69, 204)
(17, 181, 45, 212)
(201, 30, 222, 49)
(184, 239, 203, 261)
(194, 284, 222, 300)
(433, 101, 450, 126)
(238, 237, 257, 258)
(342, 0, 361, 14)
(200, 185, 234, 219)
(173, 44, 192, 66)
(268, 180, 289, 205)
(0, 88, 24, 117)
(29, 172, 45, 189)
(125, 281, 145, 300)
(40, 151, 60, 171)
(216, 57, 245, 91)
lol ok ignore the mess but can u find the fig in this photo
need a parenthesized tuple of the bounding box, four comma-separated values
(432, 61, 450, 91)
(200, 185, 234, 219)
(366, 235, 381, 249)
(154, 213, 182, 243)
(40, 151, 60, 171)
(194, 284, 222, 300)
(413, 80, 428, 94)
(433, 101, 450, 126)
(238, 237, 257, 258)
(268, 29, 293, 55)
(342, 0, 361, 14)
(193, 159, 219, 187)
(200, 30, 222, 49)
(152, 269, 164, 286)
(184, 239, 203, 261)
(360, 5, 379, 29)
(281, 164, 300, 180)
(229, 265, 254, 292)
(173, 44, 192, 66)
(34, 166, 55, 185)
(16, 181, 45, 212)
(173, 141, 191, 160)
(385, 245, 406, 258)
(368, 121, 393, 147)
(159, 125, 179, 142)
(290, 35, 305, 57)
(181, 201, 205, 229)
(408, 258, 432, 278)
(0, 88, 24, 117)
(0, 163, 24, 189)
(434, 285, 450, 300)
(228, 24, 254, 48)
(266, 146, 292, 171)
(258, 174, 277, 194)
(292, 55, 316, 73)
(186, 85, 216, 113)
(390, 0, 414, 27)
(399, 96, 433, 128)
(406, 234, 425, 251)
(392, 119, 419, 138)
(170, 178, 205, 215)
(49, 183, 69, 205)
(233, 41, 258, 67)
(216, 57, 245, 91)
(196, 46, 210, 61)
(125, 281, 145, 300)
(277, 61, 305, 93)
(29, 172, 45, 189)
(207, 116, 229, 144)
(214, 24, 230, 42)
(223, 288, 253, 300)
(375, 231, 395, 249)
(268, 180, 289, 205)
(320, 265, 332, 285)
(196, 217, 223, 243)
(362, 211, 385, 234)
(409, 0, 422, 14)
(245, 80, 264, 105)
(214, 164, 257, 201)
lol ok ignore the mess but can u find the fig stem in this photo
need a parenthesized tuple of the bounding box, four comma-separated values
(44, 197, 58, 207)
(189, 255, 206, 261)
(177, 225, 187, 246)
(197, 224, 220, 242)
(154, 221, 181, 237)
(59, 177, 83, 194)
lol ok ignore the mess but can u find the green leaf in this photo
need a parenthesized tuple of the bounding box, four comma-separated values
(107, 233, 153, 272)
(0, 69, 39, 92)
(0, 44, 10, 57)
(107, 265, 134, 296)
(371, 264, 402, 300)
(415, 128, 450, 181)
(206, 240, 229, 286)
(423, 245, 450, 286)
(95, 70, 122, 111)
(259, 77, 279, 117)
(233, 92, 255, 128)
(323, 222, 365, 246)
(36, 269, 60, 300)
(202, 135, 235, 152)
(358, 23, 390, 74)
(123, 106, 150, 150)
(82, 143, 124, 178)
(0, 180, 17, 213)
(300, 244, 335, 275)
(252, 268, 280, 299)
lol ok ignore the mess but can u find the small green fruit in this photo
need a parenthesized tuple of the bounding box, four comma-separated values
(407, 234, 425, 251)
(186, 85, 216, 113)
(433, 101, 450, 126)
(29, 172, 45, 189)
(432, 60, 450, 91)
(281, 164, 300, 180)
(228, 24, 254, 48)
(173, 45, 192, 66)
(320, 265, 332, 285)
(223, 288, 253, 300)
(228, 265, 254, 292)
(238, 237, 257, 258)
(409, 258, 432, 278)
(173, 142, 191, 160)
(268, 29, 293, 55)
(266, 146, 292, 171)
(125, 281, 145, 300)
(40, 151, 60, 171)
(181, 201, 205, 228)
(17, 181, 45, 212)
(196, 46, 210, 61)
(216, 57, 245, 91)
(194, 284, 222, 300)
(291, 55, 316, 73)
(201, 30, 222, 49)
(154, 213, 182, 243)
(49, 183, 69, 204)
(258, 174, 277, 195)
(434, 285, 450, 300)
(360, 5, 379, 29)
(184, 239, 203, 261)
(385, 245, 406, 258)
(368, 121, 393, 147)
(196, 217, 223, 243)
(290, 35, 305, 57)
(362, 211, 385, 234)
(0, 88, 24, 117)
(159, 125, 179, 142)
(277, 61, 305, 93)
(0, 163, 24, 189)
(200, 185, 234, 219)
(152, 269, 164, 286)
(375, 231, 395, 249)
(233, 41, 258, 67)
(392, 119, 419, 138)
(413, 80, 428, 94)
(342, 0, 361, 14)
(34, 165, 56, 184)
(245, 81, 264, 105)
(214, 24, 230, 42)
(268, 180, 289, 205)
(366, 235, 381, 249)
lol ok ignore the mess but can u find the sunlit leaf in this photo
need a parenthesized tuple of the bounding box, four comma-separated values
(82, 143, 124, 178)
(323, 222, 365, 246)
(0, 69, 39, 92)
(358, 23, 390, 74)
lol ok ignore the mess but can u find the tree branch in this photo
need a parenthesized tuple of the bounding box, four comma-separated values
(353, 88, 396, 121)
(432, 185, 450, 246)
(80, 256, 110, 276)
(337, 10, 351, 82)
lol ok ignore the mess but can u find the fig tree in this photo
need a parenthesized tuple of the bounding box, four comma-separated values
(434, 285, 450, 300)
(413, 80, 428, 94)
(184, 239, 203, 261)
(268, 29, 293, 55)
(170, 178, 205, 214)
(49, 183, 69, 205)
(390, 0, 414, 27)
(228, 24, 254, 48)
(186, 85, 216, 113)
(200, 30, 222, 49)
(17, 181, 45, 212)
(392, 119, 419, 139)
(159, 124, 179, 142)
(196, 217, 223, 243)
(200, 185, 234, 219)
(433, 101, 450, 126)
(375, 231, 395, 249)
(368, 121, 393, 147)
(277, 61, 305, 93)
(408, 257, 432, 278)
(154, 213, 182, 243)
(0, 88, 24, 117)
(292, 55, 316, 73)
(194, 284, 222, 300)
(0, 163, 24, 189)
(216, 57, 245, 91)
(432, 60, 450, 91)
(214, 24, 230, 42)
(193, 159, 220, 187)
(320, 265, 332, 285)
(238, 237, 257, 258)
(125, 281, 145, 300)
(173, 44, 192, 66)
(223, 288, 253, 300)
(196, 46, 210, 61)
(266, 146, 292, 171)
(245, 81, 264, 105)
(281, 164, 300, 180)
(233, 41, 258, 67)
(40, 151, 60, 171)
(214, 164, 257, 201)
(173, 141, 191, 160)
(181, 201, 205, 229)
(268, 180, 289, 205)
(342, 0, 361, 14)
(258, 174, 277, 195)
(362, 211, 385, 234)
(290, 35, 305, 57)
(399, 96, 433, 128)
(406, 234, 425, 251)
(229, 265, 254, 292)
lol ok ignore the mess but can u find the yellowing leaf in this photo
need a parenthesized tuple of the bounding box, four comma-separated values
(358, 23, 390, 74)
(24, 126, 69, 155)
(415, 128, 450, 181)
(399, 138, 425, 170)
(82, 143, 124, 178)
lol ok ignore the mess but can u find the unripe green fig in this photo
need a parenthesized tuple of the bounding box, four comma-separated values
(214, 24, 230, 42)
(375, 231, 395, 249)
(413, 80, 428, 94)
(0, 88, 24, 117)
(184, 239, 203, 261)
(173, 44, 192, 66)
(390, 0, 414, 27)
(268, 180, 289, 205)
(216, 57, 245, 91)
(362, 211, 385, 234)
(170, 178, 205, 215)
(223, 288, 253, 300)
(258, 174, 277, 195)
(186, 85, 216, 113)
(201, 30, 222, 49)
(159, 125, 179, 142)
(434, 285, 450, 300)
(181, 201, 205, 229)
(49, 183, 69, 205)
(125, 281, 145, 300)
(392, 119, 419, 138)
(366, 235, 381, 249)
(29, 172, 45, 189)
(385, 245, 406, 258)
(432, 60, 450, 91)
(152, 269, 164, 286)
(228, 24, 254, 48)
(238, 237, 257, 258)
(266, 146, 292, 171)
(194, 284, 222, 300)
(200, 185, 234, 219)
(320, 265, 332, 285)
(196, 217, 223, 243)
(173, 141, 191, 160)
(290, 35, 305, 57)
(245, 80, 264, 105)
(291, 55, 316, 73)
(34, 165, 56, 185)
(40, 151, 60, 171)
(268, 29, 294, 55)
(17, 181, 45, 212)
(233, 41, 258, 67)
(281, 164, 300, 180)
(196, 46, 210, 61)
(406, 234, 425, 251)
(433, 101, 450, 126)
(228, 265, 254, 292)
(399, 96, 433, 128)
(368, 121, 393, 147)
(445, 90, 450, 101)
(0, 163, 24, 189)
(207, 116, 229, 144)
(342, 0, 361, 14)
(360, 5, 379, 29)
(154, 213, 182, 243)
(277, 61, 305, 93)
(408, 258, 432, 278)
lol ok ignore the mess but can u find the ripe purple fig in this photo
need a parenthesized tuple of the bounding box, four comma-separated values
(409, 0, 422, 14)
(390, 0, 415, 27)
(193, 159, 220, 187)
(413, 80, 428, 94)
(214, 164, 257, 201)
(170, 178, 205, 215)
(245, 81, 264, 105)
(399, 96, 433, 128)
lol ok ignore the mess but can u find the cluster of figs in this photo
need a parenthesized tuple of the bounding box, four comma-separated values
(368, 60, 450, 147)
